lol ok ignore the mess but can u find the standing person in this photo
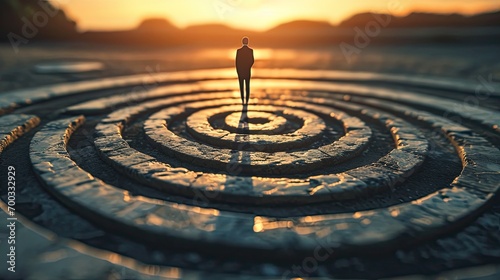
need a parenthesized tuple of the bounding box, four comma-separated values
(236, 36, 254, 105)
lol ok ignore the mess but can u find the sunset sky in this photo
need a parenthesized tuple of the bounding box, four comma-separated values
(53, 0, 500, 31)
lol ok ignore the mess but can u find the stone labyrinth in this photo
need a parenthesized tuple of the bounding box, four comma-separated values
(1, 68, 500, 277)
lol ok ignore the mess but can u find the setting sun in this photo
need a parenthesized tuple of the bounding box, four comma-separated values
(55, 0, 500, 31)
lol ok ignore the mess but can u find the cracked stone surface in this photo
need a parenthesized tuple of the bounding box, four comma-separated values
(0, 114, 40, 153)
(0, 67, 499, 279)
(29, 97, 498, 254)
(90, 88, 432, 204)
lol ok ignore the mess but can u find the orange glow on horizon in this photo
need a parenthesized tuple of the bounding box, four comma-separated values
(54, 0, 500, 32)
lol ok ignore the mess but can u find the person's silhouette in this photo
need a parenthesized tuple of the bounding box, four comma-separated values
(236, 37, 254, 105)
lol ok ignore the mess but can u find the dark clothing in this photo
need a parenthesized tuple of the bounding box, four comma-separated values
(236, 46, 254, 104)
(238, 77, 250, 104)
(236, 46, 254, 77)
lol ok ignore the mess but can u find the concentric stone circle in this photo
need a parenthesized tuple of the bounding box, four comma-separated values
(141, 97, 373, 176)
(223, 110, 287, 134)
(1, 67, 499, 276)
(186, 104, 326, 152)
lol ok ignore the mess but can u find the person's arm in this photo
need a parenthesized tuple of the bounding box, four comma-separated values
(235, 50, 239, 68)
(250, 50, 254, 67)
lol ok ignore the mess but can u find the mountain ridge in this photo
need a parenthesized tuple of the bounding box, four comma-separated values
(1, 0, 499, 47)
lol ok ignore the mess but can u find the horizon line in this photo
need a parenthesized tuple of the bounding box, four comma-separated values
(75, 7, 500, 33)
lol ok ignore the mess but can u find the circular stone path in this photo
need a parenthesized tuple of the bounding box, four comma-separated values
(1, 68, 499, 279)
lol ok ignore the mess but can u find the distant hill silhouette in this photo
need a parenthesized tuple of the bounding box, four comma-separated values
(184, 24, 239, 34)
(0, 0, 77, 41)
(136, 18, 178, 32)
(262, 20, 340, 46)
(81, 21, 256, 47)
(1, 2, 500, 47)
(183, 24, 247, 46)
(80, 18, 181, 46)
(267, 20, 336, 34)
(339, 11, 500, 28)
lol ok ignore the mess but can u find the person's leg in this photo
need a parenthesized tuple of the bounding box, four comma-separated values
(245, 77, 250, 104)
(238, 76, 244, 104)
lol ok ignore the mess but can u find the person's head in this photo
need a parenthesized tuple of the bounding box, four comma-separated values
(242, 36, 249, 46)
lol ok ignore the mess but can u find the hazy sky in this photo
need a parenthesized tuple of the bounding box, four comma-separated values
(52, 0, 500, 31)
